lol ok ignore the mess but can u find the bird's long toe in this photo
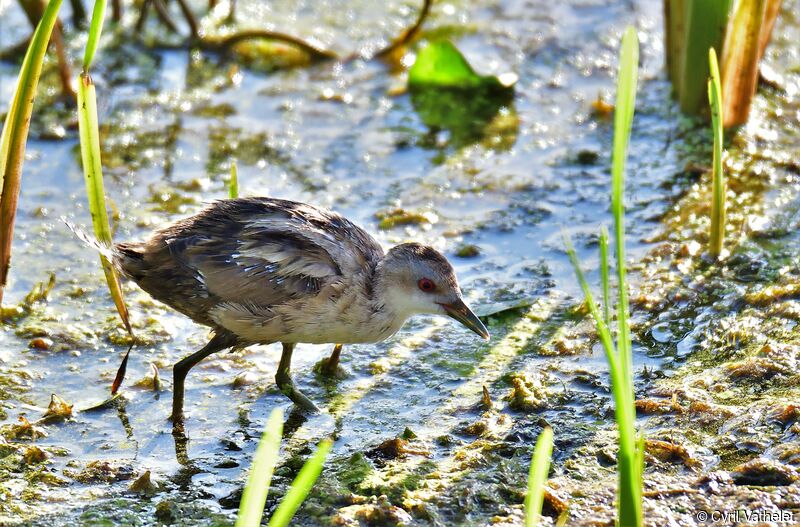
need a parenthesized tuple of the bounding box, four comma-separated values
(275, 371, 320, 413)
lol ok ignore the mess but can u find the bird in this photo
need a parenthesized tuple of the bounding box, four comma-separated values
(85, 196, 489, 431)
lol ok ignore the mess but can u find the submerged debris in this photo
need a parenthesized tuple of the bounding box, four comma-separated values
(0, 416, 48, 440)
(375, 209, 438, 230)
(730, 458, 799, 486)
(506, 372, 548, 412)
(42, 394, 73, 422)
(129, 470, 160, 494)
(331, 495, 412, 526)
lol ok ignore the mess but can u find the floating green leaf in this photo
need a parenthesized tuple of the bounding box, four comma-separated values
(524, 426, 553, 527)
(0, 0, 63, 307)
(408, 41, 516, 151)
(408, 40, 513, 90)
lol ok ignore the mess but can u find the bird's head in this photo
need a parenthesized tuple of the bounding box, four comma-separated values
(377, 243, 489, 340)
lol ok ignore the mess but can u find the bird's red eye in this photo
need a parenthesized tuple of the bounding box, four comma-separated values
(418, 278, 436, 292)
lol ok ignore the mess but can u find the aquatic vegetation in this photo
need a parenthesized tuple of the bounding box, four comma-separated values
(229, 160, 239, 199)
(665, 0, 781, 125)
(408, 40, 517, 152)
(77, 0, 131, 335)
(0, 0, 63, 308)
(565, 26, 644, 527)
(236, 408, 332, 527)
(524, 426, 553, 527)
(708, 48, 726, 259)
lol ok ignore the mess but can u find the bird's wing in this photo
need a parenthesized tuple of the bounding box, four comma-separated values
(163, 197, 382, 308)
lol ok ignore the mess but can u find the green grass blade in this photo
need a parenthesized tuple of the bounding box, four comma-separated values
(708, 47, 725, 258)
(611, 26, 638, 398)
(0, 0, 63, 306)
(229, 161, 239, 199)
(77, 74, 132, 334)
(599, 225, 610, 326)
(524, 426, 554, 527)
(564, 235, 620, 376)
(83, 0, 107, 70)
(236, 408, 284, 527)
(610, 26, 642, 527)
(267, 439, 332, 527)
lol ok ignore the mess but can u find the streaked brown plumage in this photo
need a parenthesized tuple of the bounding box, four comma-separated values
(103, 197, 488, 430)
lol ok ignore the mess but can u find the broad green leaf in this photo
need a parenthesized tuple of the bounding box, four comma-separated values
(408, 40, 514, 91)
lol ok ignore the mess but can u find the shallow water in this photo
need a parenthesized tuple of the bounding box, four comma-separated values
(1, 0, 799, 525)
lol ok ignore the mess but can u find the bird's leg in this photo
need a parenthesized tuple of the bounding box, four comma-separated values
(171, 332, 234, 434)
(320, 344, 343, 377)
(276, 343, 320, 413)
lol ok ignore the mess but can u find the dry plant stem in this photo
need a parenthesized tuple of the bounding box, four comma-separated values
(18, 0, 74, 98)
(174, 0, 200, 40)
(211, 30, 337, 60)
(721, 0, 765, 127)
(135, 0, 151, 32)
(52, 24, 76, 98)
(0, 38, 33, 61)
(373, 0, 432, 59)
(111, 0, 121, 22)
(152, 0, 180, 34)
(758, 0, 781, 61)
(68, 0, 87, 27)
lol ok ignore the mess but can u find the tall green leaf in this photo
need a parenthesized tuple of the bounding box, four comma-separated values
(77, 74, 131, 333)
(678, 0, 732, 114)
(236, 408, 284, 527)
(599, 225, 610, 326)
(708, 48, 726, 258)
(610, 26, 642, 527)
(524, 426, 554, 527)
(0, 0, 63, 306)
(76, 0, 131, 333)
(267, 439, 332, 527)
(229, 161, 239, 199)
(83, 0, 107, 70)
(611, 26, 638, 399)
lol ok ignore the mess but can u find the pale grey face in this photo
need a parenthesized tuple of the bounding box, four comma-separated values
(382, 243, 489, 340)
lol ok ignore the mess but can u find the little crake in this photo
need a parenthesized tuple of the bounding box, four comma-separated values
(107, 197, 489, 431)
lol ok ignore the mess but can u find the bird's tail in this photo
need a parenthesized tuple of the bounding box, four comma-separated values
(62, 218, 117, 263)
(63, 218, 133, 395)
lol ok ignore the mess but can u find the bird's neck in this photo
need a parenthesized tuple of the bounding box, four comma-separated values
(363, 261, 414, 341)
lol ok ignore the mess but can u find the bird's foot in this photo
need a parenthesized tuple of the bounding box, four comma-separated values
(313, 357, 348, 380)
(276, 372, 320, 413)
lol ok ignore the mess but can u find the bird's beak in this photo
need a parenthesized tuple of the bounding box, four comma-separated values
(439, 299, 490, 341)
